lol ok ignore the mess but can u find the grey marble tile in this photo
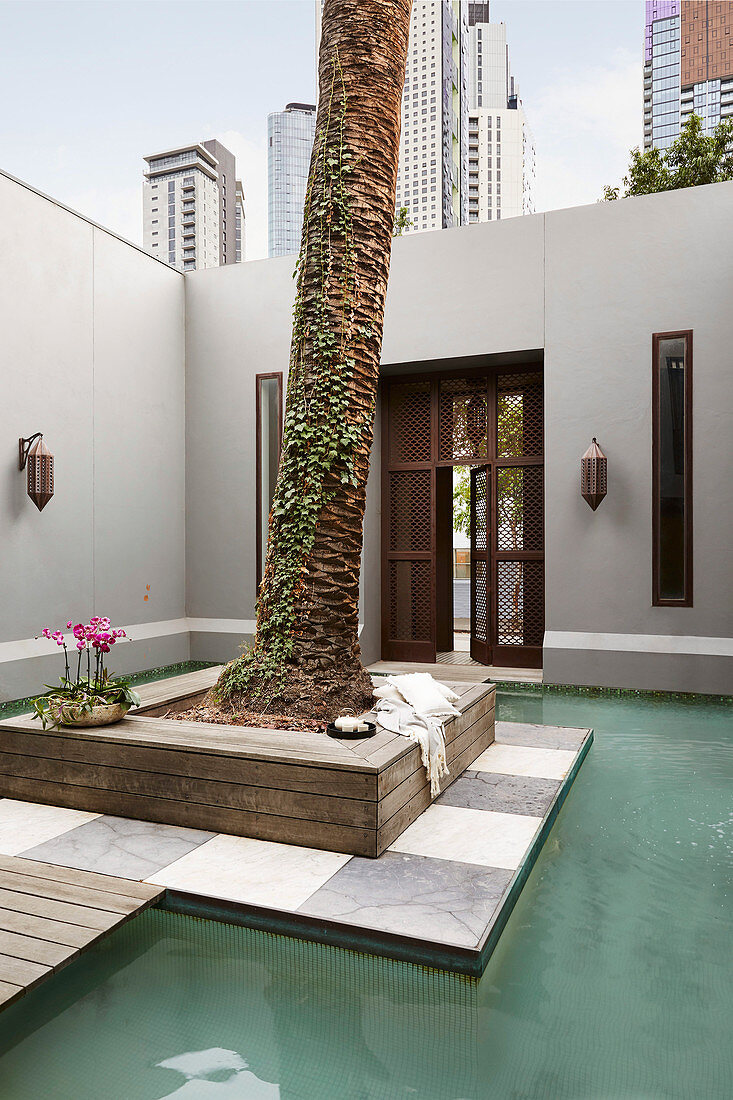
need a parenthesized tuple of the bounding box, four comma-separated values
(437, 771, 560, 816)
(21, 815, 215, 880)
(495, 720, 590, 751)
(298, 851, 513, 948)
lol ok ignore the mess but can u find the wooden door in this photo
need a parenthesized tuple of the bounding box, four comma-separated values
(493, 371, 544, 668)
(470, 465, 492, 664)
(381, 380, 436, 662)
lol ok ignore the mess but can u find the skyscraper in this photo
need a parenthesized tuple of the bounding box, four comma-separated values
(394, 1, 469, 233)
(142, 139, 245, 271)
(310, 1, 531, 242)
(465, 6, 535, 223)
(267, 103, 317, 258)
(235, 181, 245, 263)
(644, 1, 733, 151)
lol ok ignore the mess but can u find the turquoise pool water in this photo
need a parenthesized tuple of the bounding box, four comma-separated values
(0, 690, 730, 1099)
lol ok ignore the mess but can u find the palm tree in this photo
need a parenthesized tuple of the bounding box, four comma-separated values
(217, 0, 412, 718)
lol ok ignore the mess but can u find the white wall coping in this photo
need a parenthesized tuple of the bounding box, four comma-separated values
(0, 617, 367, 664)
(544, 631, 733, 658)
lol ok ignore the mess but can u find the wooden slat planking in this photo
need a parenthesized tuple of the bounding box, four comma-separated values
(134, 667, 223, 712)
(0, 681, 496, 859)
(0, 856, 163, 1013)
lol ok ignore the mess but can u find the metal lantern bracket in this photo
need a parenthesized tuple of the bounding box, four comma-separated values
(581, 436, 608, 511)
(18, 433, 43, 471)
(19, 432, 55, 511)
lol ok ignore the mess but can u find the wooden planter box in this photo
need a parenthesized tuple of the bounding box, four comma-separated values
(0, 670, 495, 857)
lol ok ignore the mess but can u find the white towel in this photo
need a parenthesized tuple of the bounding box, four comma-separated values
(373, 674, 460, 797)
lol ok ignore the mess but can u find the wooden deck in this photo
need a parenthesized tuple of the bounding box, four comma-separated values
(0, 855, 162, 1011)
(0, 672, 495, 858)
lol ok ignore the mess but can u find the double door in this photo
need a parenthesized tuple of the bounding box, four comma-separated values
(381, 369, 544, 668)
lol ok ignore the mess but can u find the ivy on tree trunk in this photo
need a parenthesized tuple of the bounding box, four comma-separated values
(217, 0, 412, 718)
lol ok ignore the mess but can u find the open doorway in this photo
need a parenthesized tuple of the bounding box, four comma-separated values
(435, 466, 480, 665)
(381, 367, 544, 668)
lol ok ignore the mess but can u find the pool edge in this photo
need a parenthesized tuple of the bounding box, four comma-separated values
(157, 729, 594, 979)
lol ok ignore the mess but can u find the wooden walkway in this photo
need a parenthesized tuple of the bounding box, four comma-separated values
(0, 855, 163, 1011)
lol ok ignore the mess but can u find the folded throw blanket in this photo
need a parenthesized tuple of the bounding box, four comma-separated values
(373, 674, 460, 797)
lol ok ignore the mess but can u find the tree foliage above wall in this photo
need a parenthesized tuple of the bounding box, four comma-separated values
(603, 114, 733, 200)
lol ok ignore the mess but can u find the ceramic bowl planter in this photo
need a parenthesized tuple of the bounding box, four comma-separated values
(32, 616, 139, 731)
(58, 701, 132, 728)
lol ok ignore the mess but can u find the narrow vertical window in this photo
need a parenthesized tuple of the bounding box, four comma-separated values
(256, 373, 283, 584)
(653, 331, 692, 606)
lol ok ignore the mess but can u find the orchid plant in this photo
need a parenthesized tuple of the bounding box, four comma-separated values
(32, 617, 140, 729)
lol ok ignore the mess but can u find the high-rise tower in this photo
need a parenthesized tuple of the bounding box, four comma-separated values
(644, 1, 733, 151)
(465, 4, 535, 223)
(394, 1, 469, 233)
(267, 103, 317, 258)
(142, 139, 245, 271)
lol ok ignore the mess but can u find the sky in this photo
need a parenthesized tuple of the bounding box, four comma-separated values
(0, 0, 644, 260)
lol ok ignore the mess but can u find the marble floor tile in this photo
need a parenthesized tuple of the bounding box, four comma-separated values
(298, 851, 513, 948)
(437, 771, 560, 816)
(495, 721, 590, 751)
(472, 743, 577, 781)
(389, 804, 541, 869)
(0, 799, 100, 856)
(147, 833, 351, 910)
(22, 815, 215, 880)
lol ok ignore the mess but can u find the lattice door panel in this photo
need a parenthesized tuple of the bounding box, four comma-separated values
(497, 371, 543, 458)
(470, 465, 491, 664)
(388, 470, 432, 552)
(383, 381, 436, 661)
(439, 376, 490, 463)
(496, 465, 544, 552)
(496, 560, 544, 648)
(388, 560, 432, 643)
(388, 381, 432, 464)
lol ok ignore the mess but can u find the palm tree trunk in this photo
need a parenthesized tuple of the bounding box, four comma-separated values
(217, 0, 412, 718)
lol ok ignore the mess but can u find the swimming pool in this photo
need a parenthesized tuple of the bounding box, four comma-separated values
(0, 689, 730, 1098)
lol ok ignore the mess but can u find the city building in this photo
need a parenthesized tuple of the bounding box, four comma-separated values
(142, 139, 245, 271)
(235, 181, 246, 263)
(267, 103, 316, 258)
(317, 0, 472, 239)
(318, 2, 533, 238)
(394, 1, 469, 233)
(644, 1, 733, 151)
(466, 7, 535, 223)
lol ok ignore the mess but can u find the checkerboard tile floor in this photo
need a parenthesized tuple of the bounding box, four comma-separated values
(0, 720, 591, 956)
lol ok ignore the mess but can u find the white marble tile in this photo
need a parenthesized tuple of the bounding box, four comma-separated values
(0, 799, 100, 856)
(389, 804, 542, 870)
(147, 833, 352, 910)
(472, 743, 577, 781)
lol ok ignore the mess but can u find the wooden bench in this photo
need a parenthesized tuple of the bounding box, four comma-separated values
(0, 673, 495, 857)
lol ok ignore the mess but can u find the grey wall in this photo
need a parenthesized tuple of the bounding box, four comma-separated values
(184, 255, 385, 666)
(0, 171, 187, 700)
(382, 212, 544, 362)
(184, 254, 294, 663)
(543, 183, 733, 693)
(183, 185, 733, 693)
(3, 167, 731, 698)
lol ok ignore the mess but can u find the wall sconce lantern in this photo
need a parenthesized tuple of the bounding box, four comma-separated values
(581, 437, 607, 511)
(18, 433, 54, 511)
